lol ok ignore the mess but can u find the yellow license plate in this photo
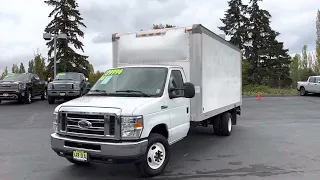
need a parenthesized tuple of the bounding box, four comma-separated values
(60, 93, 66, 96)
(3, 93, 9, 97)
(73, 150, 88, 161)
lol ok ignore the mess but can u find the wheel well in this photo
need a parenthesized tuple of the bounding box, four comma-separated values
(150, 124, 168, 139)
(300, 86, 304, 90)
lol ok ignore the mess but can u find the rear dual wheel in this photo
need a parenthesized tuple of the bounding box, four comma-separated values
(213, 112, 232, 136)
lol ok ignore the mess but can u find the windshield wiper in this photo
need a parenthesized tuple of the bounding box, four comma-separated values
(90, 89, 107, 93)
(116, 90, 151, 97)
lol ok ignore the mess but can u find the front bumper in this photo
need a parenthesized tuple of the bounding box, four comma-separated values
(51, 133, 148, 164)
(48, 90, 81, 97)
(0, 90, 25, 100)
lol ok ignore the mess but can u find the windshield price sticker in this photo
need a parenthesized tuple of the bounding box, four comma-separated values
(99, 69, 123, 81)
(5, 74, 15, 78)
(57, 73, 65, 77)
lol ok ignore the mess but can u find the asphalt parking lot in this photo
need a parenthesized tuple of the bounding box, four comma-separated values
(1, 96, 320, 180)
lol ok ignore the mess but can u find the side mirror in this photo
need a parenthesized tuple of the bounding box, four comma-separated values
(168, 82, 195, 99)
(183, 82, 195, 98)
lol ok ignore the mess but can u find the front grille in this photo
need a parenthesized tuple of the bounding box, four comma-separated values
(59, 112, 117, 139)
(54, 83, 73, 90)
(0, 84, 18, 90)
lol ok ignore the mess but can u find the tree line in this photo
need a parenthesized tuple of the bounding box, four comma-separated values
(1, 0, 319, 89)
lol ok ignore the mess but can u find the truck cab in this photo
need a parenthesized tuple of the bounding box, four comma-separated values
(47, 72, 90, 104)
(51, 65, 195, 176)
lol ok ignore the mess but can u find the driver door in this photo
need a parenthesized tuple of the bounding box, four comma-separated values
(166, 69, 190, 144)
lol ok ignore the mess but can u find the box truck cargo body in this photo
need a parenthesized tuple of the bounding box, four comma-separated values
(112, 24, 242, 123)
(50, 24, 242, 177)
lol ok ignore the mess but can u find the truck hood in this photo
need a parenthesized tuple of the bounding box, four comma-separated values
(55, 96, 156, 115)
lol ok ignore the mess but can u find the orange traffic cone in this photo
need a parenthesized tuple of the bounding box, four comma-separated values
(257, 92, 261, 101)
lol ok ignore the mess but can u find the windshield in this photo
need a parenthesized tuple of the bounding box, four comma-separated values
(2, 74, 30, 82)
(54, 73, 80, 81)
(90, 67, 168, 97)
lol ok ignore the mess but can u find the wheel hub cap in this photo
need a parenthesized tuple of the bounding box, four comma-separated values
(147, 142, 166, 170)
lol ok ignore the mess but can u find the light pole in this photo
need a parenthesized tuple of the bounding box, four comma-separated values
(43, 32, 67, 78)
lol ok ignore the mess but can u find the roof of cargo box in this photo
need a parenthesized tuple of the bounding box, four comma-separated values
(117, 64, 182, 69)
(111, 24, 240, 52)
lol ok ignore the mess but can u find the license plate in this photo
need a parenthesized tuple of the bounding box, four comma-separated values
(73, 150, 88, 161)
(60, 93, 66, 96)
(3, 93, 9, 97)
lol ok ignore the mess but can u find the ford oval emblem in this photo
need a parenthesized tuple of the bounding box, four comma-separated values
(78, 120, 92, 129)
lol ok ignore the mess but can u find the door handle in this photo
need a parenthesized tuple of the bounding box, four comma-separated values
(161, 105, 168, 109)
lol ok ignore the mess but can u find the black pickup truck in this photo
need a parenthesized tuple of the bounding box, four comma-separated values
(47, 72, 91, 104)
(0, 73, 47, 104)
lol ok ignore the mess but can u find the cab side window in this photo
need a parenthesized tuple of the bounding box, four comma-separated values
(309, 77, 316, 83)
(169, 70, 184, 96)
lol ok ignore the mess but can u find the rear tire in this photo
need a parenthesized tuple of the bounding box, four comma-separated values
(213, 115, 222, 136)
(135, 133, 170, 177)
(66, 158, 90, 166)
(220, 112, 232, 136)
(48, 96, 55, 104)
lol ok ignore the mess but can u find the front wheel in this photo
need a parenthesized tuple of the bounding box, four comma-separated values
(24, 90, 32, 104)
(41, 90, 47, 100)
(135, 133, 170, 177)
(300, 87, 307, 96)
(48, 96, 55, 104)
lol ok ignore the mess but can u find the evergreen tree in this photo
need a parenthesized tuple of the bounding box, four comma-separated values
(218, 0, 249, 52)
(244, 0, 277, 85)
(28, 60, 35, 73)
(11, 64, 19, 73)
(152, 24, 175, 29)
(0, 67, 8, 79)
(263, 30, 291, 87)
(44, 0, 89, 78)
(316, 10, 320, 72)
(19, 63, 26, 73)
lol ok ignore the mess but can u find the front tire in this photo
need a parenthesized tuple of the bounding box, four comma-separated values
(41, 90, 47, 100)
(24, 90, 32, 104)
(300, 87, 307, 96)
(135, 133, 170, 177)
(48, 96, 55, 104)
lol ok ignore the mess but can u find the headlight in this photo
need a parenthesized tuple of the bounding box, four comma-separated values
(53, 112, 58, 133)
(121, 116, 143, 139)
(73, 84, 80, 90)
(18, 83, 26, 90)
(47, 83, 53, 90)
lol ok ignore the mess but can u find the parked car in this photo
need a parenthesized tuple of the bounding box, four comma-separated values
(297, 75, 320, 96)
(47, 72, 91, 104)
(0, 73, 47, 104)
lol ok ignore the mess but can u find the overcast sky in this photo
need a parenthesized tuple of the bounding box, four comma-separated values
(0, 0, 318, 73)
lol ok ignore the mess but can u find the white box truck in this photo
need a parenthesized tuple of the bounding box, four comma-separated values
(50, 24, 242, 177)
